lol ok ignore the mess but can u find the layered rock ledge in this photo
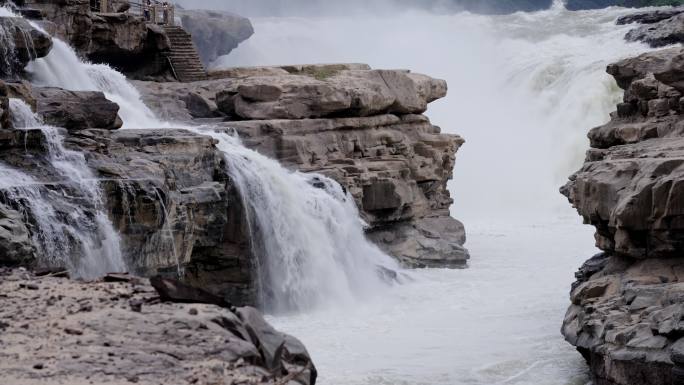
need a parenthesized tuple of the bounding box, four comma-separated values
(0, 268, 316, 385)
(562, 46, 684, 385)
(134, 63, 470, 268)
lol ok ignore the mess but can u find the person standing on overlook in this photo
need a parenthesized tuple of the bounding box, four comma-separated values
(143, 0, 152, 21)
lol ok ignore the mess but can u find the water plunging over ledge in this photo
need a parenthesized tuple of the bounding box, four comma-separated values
(7, 9, 401, 311)
(0, 1, 665, 383)
(5, 99, 125, 277)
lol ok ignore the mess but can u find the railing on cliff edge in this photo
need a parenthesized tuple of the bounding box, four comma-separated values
(90, 0, 175, 26)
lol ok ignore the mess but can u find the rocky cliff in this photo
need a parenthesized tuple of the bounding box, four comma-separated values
(0, 3, 469, 306)
(0, 3, 468, 384)
(561, 37, 684, 385)
(134, 64, 470, 269)
(177, 8, 253, 66)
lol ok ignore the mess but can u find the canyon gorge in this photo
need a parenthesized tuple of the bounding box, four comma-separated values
(3, 0, 684, 384)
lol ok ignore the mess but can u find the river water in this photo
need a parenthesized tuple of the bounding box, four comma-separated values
(211, 2, 658, 384)
(5, 1, 663, 382)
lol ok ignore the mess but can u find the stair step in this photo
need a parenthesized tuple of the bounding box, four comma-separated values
(163, 26, 206, 82)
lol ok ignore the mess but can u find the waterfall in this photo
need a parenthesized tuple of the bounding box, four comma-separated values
(9, 8, 402, 309)
(217, 6, 650, 221)
(8, 99, 126, 278)
(25, 39, 162, 128)
(0, 18, 15, 75)
(196, 129, 401, 313)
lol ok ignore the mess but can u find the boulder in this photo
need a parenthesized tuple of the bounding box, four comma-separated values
(178, 9, 254, 66)
(33, 87, 123, 130)
(150, 276, 232, 308)
(21, 0, 93, 53)
(68, 128, 256, 305)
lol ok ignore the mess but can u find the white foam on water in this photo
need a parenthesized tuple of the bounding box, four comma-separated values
(7, 99, 126, 278)
(25, 39, 163, 129)
(190, 128, 402, 313)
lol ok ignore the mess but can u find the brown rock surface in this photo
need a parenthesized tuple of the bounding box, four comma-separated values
(134, 64, 469, 268)
(33, 87, 123, 130)
(563, 46, 684, 385)
(0, 268, 316, 385)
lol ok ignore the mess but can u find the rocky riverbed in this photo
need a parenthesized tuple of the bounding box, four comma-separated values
(0, 268, 316, 385)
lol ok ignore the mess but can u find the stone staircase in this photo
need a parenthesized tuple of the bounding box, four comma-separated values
(163, 25, 207, 83)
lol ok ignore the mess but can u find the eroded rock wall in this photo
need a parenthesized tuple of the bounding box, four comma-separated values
(562, 45, 684, 385)
(134, 64, 470, 268)
(19, 0, 172, 79)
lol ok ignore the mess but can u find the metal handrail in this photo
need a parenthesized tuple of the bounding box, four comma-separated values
(92, 0, 175, 26)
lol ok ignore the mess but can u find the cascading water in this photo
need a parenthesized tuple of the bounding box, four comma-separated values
(8, 99, 126, 277)
(195, 129, 401, 313)
(25, 39, 162, 128)
(216, 2, 650, 220)
(195, 1, 662, 384)
(9, 3, 402, 309)
(2, 1, 668, 382)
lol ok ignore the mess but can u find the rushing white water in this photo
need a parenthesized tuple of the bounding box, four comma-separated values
(270, 218, 597, 385)
(25, 39, 162, 128)
(4, 1, 665, 382)
(207, 2, 660, 384)
(8, 99, 126, 277)
(217, 4, 651, 220)
(16, 12, 399, 307)
(196, 129, 401, 313)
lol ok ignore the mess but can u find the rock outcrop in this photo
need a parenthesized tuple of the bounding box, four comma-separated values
(17, 0, 172, 79)
(0, 16, 53, 77)
(134, 64, 470, 268)
(178, 9, 254, 66)
(33, 87, 123, 130)
(562, 46, 684, 385)
(619, 7, 684, 48)
(0, 268, 316, 385)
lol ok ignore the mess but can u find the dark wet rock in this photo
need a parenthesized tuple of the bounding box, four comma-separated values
(150, 276, 232, 308)
(0, 80, 9, 129)
(177, 9, 254, 65)
(33, 87, 123, 130)
(0, 202, 36, 266)
(87, 13, 172, 78)
(0, 269, 316, 385)
(20, 0, 173, 79)
(68, 128, 256, 305)
(0, 16, 53, 77)
(617, 7, 684, 25)
(625, 13, 684, 48)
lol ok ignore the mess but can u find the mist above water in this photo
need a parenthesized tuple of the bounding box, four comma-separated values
(211, 3, 649, 221)
(174, 0, 555, 16)
(181, 2, 657, 384)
